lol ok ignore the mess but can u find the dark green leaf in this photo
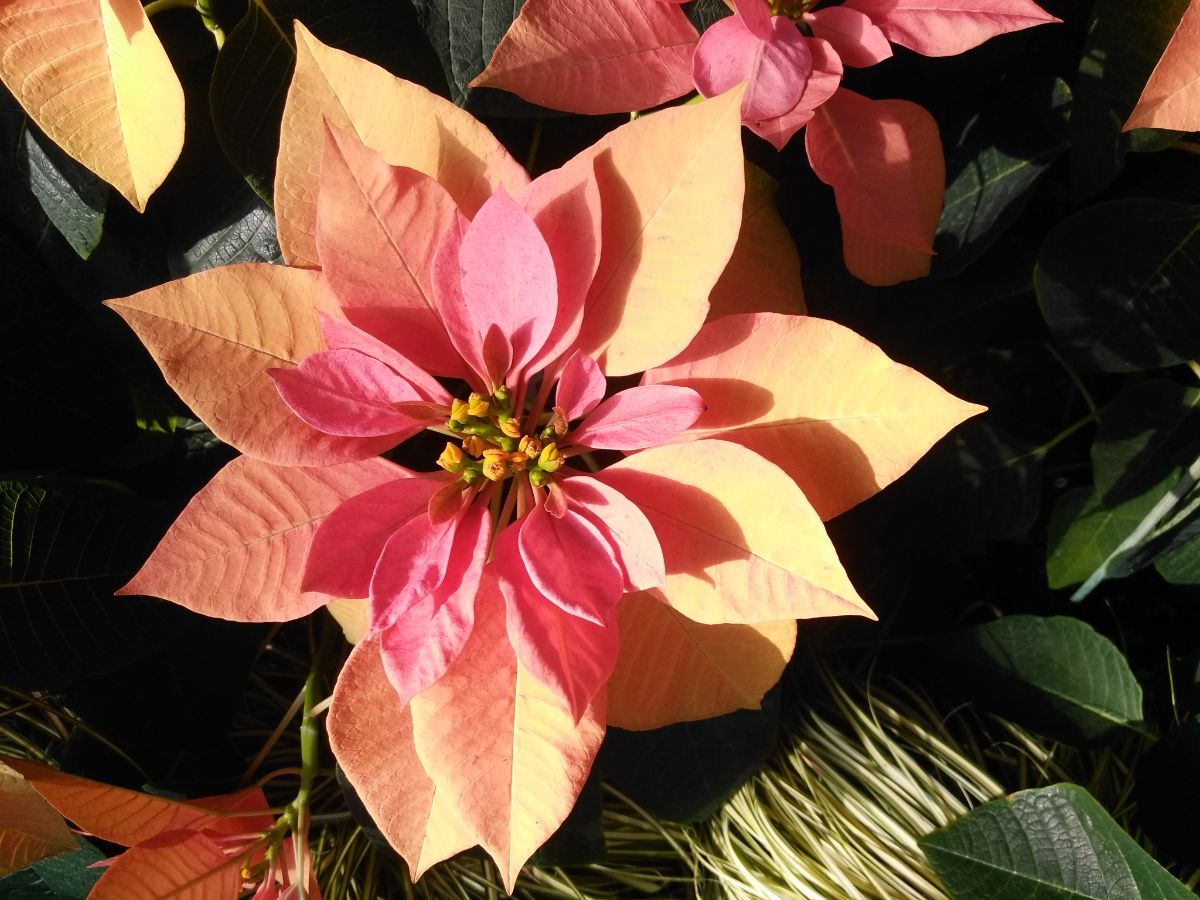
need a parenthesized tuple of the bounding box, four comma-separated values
(930, 615, 1143, 745)
(1156, 530, 1200, 584)
(168, 191, 280, 277)
(210, 0, 446, 197)
(882, 419, 1044, 554)
(1070, 0, 1189, 200)
(1135, 717, 1200, 866)
(920, 783, 1194, 899)
(0, 479, 189, 690)
(687, 0, 731, 32)
(410, 0, 558, 116)
(1036, 199, 1200, 372)
(0, 233, 134, 472)
(1047, 381, 1200, 590)
(19, 126, 107, 260)
(0, 838, 105, 899)
(933, 76, 1070, 277)
(600, 688, 779, 823)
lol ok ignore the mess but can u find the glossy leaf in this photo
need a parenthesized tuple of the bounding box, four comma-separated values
(0, 762, 76, 876)
(328, 638, 474, 879)
(806, 90, 945, 285)
(409, 586, 605, 892)
(0, 838, 105, 899)
(19, 123, 106, 259)
(606, 593, 795, 730)
(598, 440, 872, 624)
(1047, 381, 1200, 590)
(210, 0, 446, 198)
(1036, 199, 1200, 372)
(472, 0, 697, 114)
(1071, 0, 1190, 199)
(707, 164, 805, 319)
(89, 831, 241, 900)
(409, 0, 554, 114)
(920, 784, 1194, 899)
(168, 192, 281, 277)
(562, 87, 746, 375)
(121, 456, 402, 622)
(932, 616, 1144, 745)
(1125, 0, 1200, 131)
(105, 264, 402, 466)
(842, 0, 1059, 57)
(0, 480, 187, 690)
(275, 23, 527, 267)
(644, 314, 985, 520)
(0, 0, 184, 211)
(934, 76, 1071, 277)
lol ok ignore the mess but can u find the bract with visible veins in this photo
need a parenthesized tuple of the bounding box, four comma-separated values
(106, 28, 983, 892)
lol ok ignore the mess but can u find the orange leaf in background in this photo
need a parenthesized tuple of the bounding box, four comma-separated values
(104, 264, 399, 467)
(607, 595, 796, 730)
(408, 585, 605, 893)
(275, 22, 528, 267)
(708, 163, 806, 320)
(0, 0, 184, 211)
(806, 90, 945, 286)
(598, 440, 874, 625)
(0, 761, 77, 876)
(562, 86, 747, 376)
(1124, 0, 1200, 132)
(644, 313, 986, 520)
(120, 456, 403, 622)
(88, 830, 241, 900)
(328, 638, 474, 880)
(471, 0, 698, 115)
(0, 758, 265, 848)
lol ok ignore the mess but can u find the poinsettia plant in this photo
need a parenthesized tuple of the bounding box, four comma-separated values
(97, 24, 981, 889)
(474, 0, 1060, 285)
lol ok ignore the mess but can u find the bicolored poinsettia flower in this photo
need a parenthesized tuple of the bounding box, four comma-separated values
(105, 25, 982, 891)
(474, 0, 1060, 285)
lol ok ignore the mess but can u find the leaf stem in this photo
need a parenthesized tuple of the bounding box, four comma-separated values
(1031, 412, 1099, 460)
(1043, 341, 1099, 419)
(195, 0, 226, 48)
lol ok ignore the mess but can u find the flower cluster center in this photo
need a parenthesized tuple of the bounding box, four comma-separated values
(769, 0, 818, 21)
(436, 387, 566, 488)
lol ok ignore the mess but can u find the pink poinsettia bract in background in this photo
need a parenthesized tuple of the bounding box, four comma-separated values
(475, 0, 1059, 285)
(104, 25, 982, 891)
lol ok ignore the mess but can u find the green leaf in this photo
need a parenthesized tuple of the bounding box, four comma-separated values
(210, 0, 446, 197)
(1046, 381, 1200, 590)
(931, 616, 1143, 745)
(0, 480, 189, 690)
(920, 783, 1195, 899)
(1070, 0, 1189, 200)
(600, 688, 779, 823)
(168, 191, 280, 277)
(1036, 199, 1200, 372)
(934, 76, 1070, 277)
(19, 124, 107, 260)
(1156, 530, 1200, 584)
(0, 838, 105, 899)
(410, 0, 552, 116)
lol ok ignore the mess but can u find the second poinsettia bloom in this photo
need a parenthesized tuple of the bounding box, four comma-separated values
(268, 155, 708, 716)
(692, 0, 896, 148)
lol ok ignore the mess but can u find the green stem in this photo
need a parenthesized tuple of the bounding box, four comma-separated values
(524, 119, 543, 176)
(142, 0, 195, 14)
(142, 0, 225, 48)
(1030, 412, 1099, 460)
